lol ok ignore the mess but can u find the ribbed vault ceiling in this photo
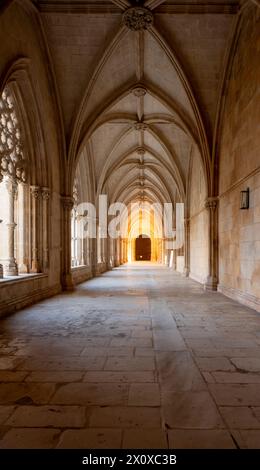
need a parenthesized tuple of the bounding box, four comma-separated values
(33, 0, 244, 206)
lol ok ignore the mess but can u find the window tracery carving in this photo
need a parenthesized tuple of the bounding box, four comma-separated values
(0, 86, 27, 184)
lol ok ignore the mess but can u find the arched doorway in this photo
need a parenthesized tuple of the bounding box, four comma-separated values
(135, 234, 151, 261)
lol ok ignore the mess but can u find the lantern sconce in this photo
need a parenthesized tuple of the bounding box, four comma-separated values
(240, 188, 250, 210)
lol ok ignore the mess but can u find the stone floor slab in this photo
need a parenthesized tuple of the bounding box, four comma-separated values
(128, 383, 160, 406)
(0, 383, 56, 405)
(122, 429, 168, 449)
(6, 405, 86, 428)
(156, 351, 206, 392)
(0, 428, 60, 449)
(162, 391, 224, 429)
(209, 384, 260, 406)
(51, 383, 129, 406)
(231, 430, 260, 449)
(168, 429, 236, 449)
(104, 357, 155, 371)
(89, 406, 161, 428)
(83, 371, 156, 383)
(57, 429, 122, 449)
(0, 406, 15, 425)
(0, 264, 260, 448)
(219, 406, 260, 429)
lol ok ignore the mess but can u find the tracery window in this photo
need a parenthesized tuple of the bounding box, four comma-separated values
(0, 86, 27, 277)
(0, 85, 48, 279)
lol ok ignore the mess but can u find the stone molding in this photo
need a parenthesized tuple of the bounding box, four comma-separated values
(42, 187, 50, 200)
(134, 122, 149, 131)
(131, 85, 147, 97)
(30, 185, 41, 199)
(205, 196, 218, 210)
(123, 7, 153, 31)
(136, 147, 145, 155)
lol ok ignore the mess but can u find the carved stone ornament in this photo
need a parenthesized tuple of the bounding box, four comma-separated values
(0, 86, 27, 184)
(123, 7, 153, 31)
(72, 178, 79, 206)
(137, 147, 145, 155)
(205, 197, 218, 210)
(62, 196, 74, 211)
(134, 122, 149, 131)
(30, 186, 40, 199)
(132, 85, 147, 97)
(42, 187, 50, 201)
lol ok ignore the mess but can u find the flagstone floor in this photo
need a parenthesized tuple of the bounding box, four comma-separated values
(0, 262, 260, 449)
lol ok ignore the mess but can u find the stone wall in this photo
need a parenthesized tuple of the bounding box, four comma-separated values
(218, 6, 260, 311)
(0, 3, 62, 316)
(189, 147, 209, 284)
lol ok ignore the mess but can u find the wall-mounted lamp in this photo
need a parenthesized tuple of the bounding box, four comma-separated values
(240, 188, 250, 210)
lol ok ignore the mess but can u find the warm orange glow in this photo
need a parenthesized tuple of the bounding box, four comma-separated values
(121, 201, 164, 263)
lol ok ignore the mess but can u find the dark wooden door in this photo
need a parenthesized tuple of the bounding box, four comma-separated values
(135, 235, 151, 260)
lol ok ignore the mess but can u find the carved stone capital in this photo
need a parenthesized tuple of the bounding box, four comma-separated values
(123, 7, 153, 31)
(5, 178, 18, 196)
(42, 187, 50, 201)
(205, 197, 218, 211)
(132, 85, 147, 97)
(30, 186, 40, 199)
(61, 196, 74, 211)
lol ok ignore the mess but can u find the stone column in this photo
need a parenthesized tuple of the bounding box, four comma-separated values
(75, 214, 82, 266)
(71, 207, 78, 267)
(86, 237, 91, 267)
(61, 196, 74, 290)
(30, 186, 40, 273)
(17, 183, 29, 273)
(204, 197, 218, 291)
(183, 217, 190, 277)
(42, 188, 50, 271)
(91, 237, 97, 277)
(172, 248, 177, 270)
(77, 214, 85, 266)
(4, 178, 18, 276)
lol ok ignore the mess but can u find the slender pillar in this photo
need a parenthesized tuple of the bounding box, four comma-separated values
(4, 178, 18, 276)
(91, 237, 97, 277)
(61, 196, 74, 290)
(77, 214, 85, 266)
(172, 248, 177, 270)
(72, 207, 78, 267)
(17, 183, 29, 273)
(42, 188, 50, 271)
(30, 186, 40, 273)
(183, 217, 190, 277)
(204, 197, 218, 291)
(86, 237, 90, 267)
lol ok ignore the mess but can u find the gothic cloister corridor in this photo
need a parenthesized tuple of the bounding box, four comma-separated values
(0, 262, 260, 449)
(0, 0, 259, 455)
